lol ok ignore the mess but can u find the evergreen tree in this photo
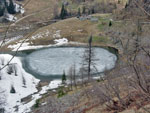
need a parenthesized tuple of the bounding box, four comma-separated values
(10, 85, 16, 93)
(82, 6, 86, 14)
(0, 0, 5, 16)
(7, 0, 16, 14)
(34, 99, 40, 108)
(62, 71, 66, 84)
(77, 8, 81, 17)
(125, 2, 128, 9)
(109, 21, 112, 27)
(60, 4, 68, 19)
(91, 7, 95, 14)
(0, 6, 4, 16)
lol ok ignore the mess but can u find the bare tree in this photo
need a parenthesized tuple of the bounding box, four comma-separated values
(53, 4, 59, 19)
(81, 35, 97, 81)
(13, 64, 17, 76)
(22, 74, 26, 87)
(0, 57, 5, 66)
(79, 65, 85, 86)
(73, 63, 77, 88)
(68, 66, 73, 90)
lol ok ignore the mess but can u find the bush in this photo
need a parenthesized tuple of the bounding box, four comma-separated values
(96, 79, 100, 82)
(34, 99, 40, 108)
(57, 87, 66, 98)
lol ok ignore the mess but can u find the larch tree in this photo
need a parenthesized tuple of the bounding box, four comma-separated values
(81, 35, 97, 81)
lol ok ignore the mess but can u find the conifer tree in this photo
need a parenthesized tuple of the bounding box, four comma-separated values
(7, 0, 16, 14)
(10, 85, 16, 93)
(125, 2, 128, 9)
(60, 4, 68, 19)
(82, 6, 86, 14)
(91, 7, 95, 14)
(0, 0, 5, 16)
(78, 8, 81, 17)
(0, 6, 4, 16)
(62, 71, 66, 84)
(109, 21, 112, 27)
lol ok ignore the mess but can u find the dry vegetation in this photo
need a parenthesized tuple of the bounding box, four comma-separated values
(2, 0, 150, 113)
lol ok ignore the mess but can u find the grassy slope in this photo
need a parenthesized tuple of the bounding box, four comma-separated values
(15, 0, 128, 24)
(4, 13, 115, 51)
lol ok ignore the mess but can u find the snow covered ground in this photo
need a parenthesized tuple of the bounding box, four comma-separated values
(0, 35, 23, 47)
(0, 54, 63, 113)
(15, 79, 62, 113)
(0, 54, 39, 113)
(8, 38, 69, 51)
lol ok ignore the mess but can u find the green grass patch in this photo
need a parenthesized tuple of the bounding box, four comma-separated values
(98, 23, 105, 30)
(97, 17, 110, 30)
(93, 36, 109, 43)
(57, 86, 67, 98)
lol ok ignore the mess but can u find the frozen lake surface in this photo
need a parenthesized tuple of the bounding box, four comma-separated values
(25, 47, 117, 78)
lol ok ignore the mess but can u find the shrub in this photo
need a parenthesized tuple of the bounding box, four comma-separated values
(57, 87, 66, 98)
(34, 99, 40, 108)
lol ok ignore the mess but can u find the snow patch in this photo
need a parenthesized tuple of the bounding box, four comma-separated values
(0, 35, 23, 46)
(0, 54, 39, 113)
(3, 14, 17, 22)
(8, 38, 68, 51)
(17, 79, 62, 113)
(77, 29, 83, 32)
(54, 38, 68, 45)
(14, 3, 25, 14)
(31, 30, 51, 39)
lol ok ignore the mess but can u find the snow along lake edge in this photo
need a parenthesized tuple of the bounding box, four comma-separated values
(0, 54, 63, 113)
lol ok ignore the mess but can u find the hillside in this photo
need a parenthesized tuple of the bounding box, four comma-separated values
(1, 0, 150, 113)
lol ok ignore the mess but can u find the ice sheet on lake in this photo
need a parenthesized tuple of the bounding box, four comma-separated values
(25, 47, 117, 77)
